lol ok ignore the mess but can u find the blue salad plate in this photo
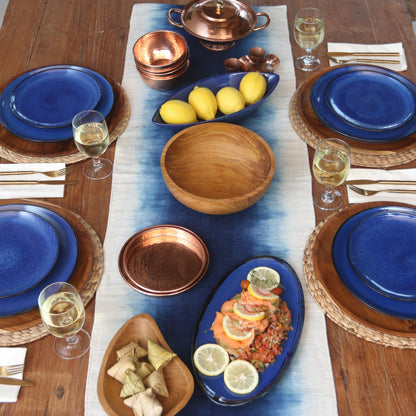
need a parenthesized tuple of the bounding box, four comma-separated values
(310, 65, 416, 143)
(192, 256, 304, 406)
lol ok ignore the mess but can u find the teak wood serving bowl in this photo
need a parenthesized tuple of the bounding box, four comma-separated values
(160, 122, 276, 215)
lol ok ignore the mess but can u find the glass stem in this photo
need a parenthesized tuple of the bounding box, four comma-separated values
(321, 187, 335, 204)
(92, 157, 103, 170)
(65, 335, 78, 345)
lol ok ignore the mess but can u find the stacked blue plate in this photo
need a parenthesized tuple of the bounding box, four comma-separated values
(0, 65, 114, 142)
(310, 65, 416, 143)
(0, 204, 78, 317)
(333, 205, 416, 319)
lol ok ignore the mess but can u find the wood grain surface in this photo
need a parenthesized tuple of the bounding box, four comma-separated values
(0, 1, 415, 415)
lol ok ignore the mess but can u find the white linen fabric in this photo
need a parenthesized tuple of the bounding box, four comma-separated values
(327, 42, 407, 71)
(85, 4, 338, 415)
(0, 163, 66, 198)
(0, 347, 27, 402)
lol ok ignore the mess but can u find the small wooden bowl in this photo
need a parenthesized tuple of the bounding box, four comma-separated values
(97, 313, 194, 416)
(160, 122, 276, 215)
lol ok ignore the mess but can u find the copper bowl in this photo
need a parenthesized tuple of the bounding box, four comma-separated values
(137, 48, 190, 76)
(160, 122, 276, 215)
(133, 30, 188, 71)
(167, 0, 270, 51)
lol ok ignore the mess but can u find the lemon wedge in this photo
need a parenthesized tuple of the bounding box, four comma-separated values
(233, 302, 265, 321)
(224, 359, 259, 394)
(222, 315, 253, 341)
(193, 343, 230, 376)
(247, 283, 279, 301)
(247, 266, 280, 290)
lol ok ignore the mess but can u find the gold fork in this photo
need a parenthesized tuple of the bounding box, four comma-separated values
(348, 185, 416, 196)
(0, 364, 24, 376)
(320, 53, 400, 65)
(0, 166, 71, 177)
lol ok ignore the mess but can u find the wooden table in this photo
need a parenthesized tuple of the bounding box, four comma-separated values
(0, 0, 415, 414)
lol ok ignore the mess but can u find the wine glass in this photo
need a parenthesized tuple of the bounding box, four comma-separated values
(312, 138, 351, 211)
(72, 110, 112, 180)
(38, 282, 90, 360)
(294, 7, 325, 71)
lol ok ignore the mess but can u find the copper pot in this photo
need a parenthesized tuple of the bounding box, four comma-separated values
(167, 0, 270, 51)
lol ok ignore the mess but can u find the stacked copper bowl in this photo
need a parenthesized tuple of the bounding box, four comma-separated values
(133, 30, 190, 90)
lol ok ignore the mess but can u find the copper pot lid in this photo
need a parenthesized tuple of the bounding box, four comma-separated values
(167, 0, 270, 45)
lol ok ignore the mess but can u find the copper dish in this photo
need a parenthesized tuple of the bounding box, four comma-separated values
(167, 0, 270, 51)
(97, 313, 194, 416)
(118, 225, 209, 296)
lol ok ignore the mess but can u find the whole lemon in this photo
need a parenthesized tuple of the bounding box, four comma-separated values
(159, 100, 197, 124)
(239, 72, 267, 105)
(216, 87, 245, 115)
(188, 86, 218, 121)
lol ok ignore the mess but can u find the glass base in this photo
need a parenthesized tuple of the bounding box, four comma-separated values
(83, 158, 113, 180)
(295, 55, 320, 71)
(54, 329, 91, 360)
(313, 188, 344, 211)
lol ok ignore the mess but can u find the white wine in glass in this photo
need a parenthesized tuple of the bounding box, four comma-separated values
(294, 8, 325, 71)
(312, 138, 351, 210)
(73, 110, 112, 180)
(38, 282, 90, 360)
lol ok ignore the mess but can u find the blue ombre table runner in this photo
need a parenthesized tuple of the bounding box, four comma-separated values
(85, 4, 338, 415)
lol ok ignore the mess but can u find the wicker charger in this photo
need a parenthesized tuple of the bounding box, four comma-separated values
(303, 200, 416, 349)
(0, 199, 104, 347)
(289, 66, 416, 168)
(0, 76, 130, 164)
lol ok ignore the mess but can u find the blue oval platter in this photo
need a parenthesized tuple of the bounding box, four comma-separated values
(152, 72, 279, 131)
(192, 256, 304, 406)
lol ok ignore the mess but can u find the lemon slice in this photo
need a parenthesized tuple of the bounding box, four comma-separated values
(222, 315, 253, 341)
(224, 359, 259, 394)
(233, 302, 265, 321)
(247, 283, 279, 301)
(247, 266, 280, 290)
(193, 343, 230, 376)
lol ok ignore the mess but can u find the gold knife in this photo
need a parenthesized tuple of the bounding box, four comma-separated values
(0, 377, 34, 386)
(0, 180, 78, 185)
(326, 52, 400, 57)
(345, 180, 416, 186)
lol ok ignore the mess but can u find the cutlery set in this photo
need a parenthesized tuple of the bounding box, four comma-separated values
(0, 167, 76, 185)
(322, 51, 400, 64)
(0, 365, 33, 387)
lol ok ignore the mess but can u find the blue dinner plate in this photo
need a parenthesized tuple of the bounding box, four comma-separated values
(310, 65, 416, 142)
(0, 65, 114, 142)
(333, 206, 416, 319)
(0, 210, 59, 298)
(152, 72, 279, 131)
(10, 68, 101, 128)
(192, 256, 304, 406)
(0, 204, 78, 317)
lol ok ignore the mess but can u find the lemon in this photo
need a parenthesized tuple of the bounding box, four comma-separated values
(193, 343, 230, 376)
(247, 283, 279, 301)
(233, 302, 265, 321)
(224, 359, 259, 395)
(188, 86, 218, 121)
(216, 87, 245, 115)
(239, 72, 267, 105)
(159, 100, 197, 124)
(247, 266, 280, 290)
(222, 315, 253, 341)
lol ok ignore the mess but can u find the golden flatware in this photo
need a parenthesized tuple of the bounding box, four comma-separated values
(0, 180, 78, 185)
(345, 179, 416, 186)
(321, 53, 400, 64)
(0, 377, 34, 387)
(0, 167, 71, 177)
(348, 185, 416, 196)
(326, 52, 400, 57)
(0, 364, 23, 376)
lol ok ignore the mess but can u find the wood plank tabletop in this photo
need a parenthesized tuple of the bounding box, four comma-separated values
(0, 0, 415, 415)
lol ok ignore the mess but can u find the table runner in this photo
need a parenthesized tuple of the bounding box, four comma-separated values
(85, 4, 337, 415)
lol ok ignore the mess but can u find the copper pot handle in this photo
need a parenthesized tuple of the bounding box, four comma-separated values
(252, 12, 271, 32)
(167, 8, 184, 28)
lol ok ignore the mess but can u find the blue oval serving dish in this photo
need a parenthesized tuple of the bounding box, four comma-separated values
(152, 72, 279, 130)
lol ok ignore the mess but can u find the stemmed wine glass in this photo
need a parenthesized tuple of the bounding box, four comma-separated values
(312, 138, 351, 211)
(294, 7, 325, 71)
(72, 110, 112, 180)
(38, 282, 90, 360)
